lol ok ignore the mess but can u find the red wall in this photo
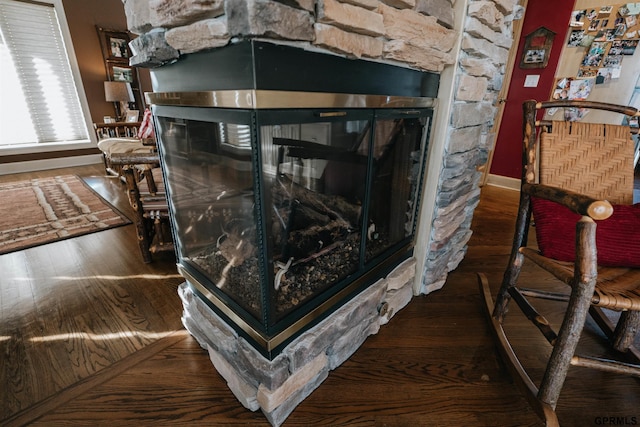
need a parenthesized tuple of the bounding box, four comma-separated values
(489, 0, 576, 179)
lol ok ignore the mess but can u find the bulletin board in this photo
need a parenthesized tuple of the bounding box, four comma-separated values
(551, 3, 640, 111)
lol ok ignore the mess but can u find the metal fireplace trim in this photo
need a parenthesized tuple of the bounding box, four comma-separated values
(146, 90, 436, 110)
(178, 241, 413, 353)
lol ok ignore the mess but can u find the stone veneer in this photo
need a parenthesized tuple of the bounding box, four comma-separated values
(180, 258, 416, 426)
(122, 0, 521, 425)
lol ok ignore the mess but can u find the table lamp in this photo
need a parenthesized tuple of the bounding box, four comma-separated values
(104, 81, 134, 122)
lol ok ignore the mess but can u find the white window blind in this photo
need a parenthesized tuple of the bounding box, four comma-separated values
(0, 0, 88, 146)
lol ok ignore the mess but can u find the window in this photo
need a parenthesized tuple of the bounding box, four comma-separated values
(0, 0, 89, 147)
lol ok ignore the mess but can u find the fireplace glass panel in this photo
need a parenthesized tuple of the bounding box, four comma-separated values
(260, 119, 370, 318)
(365, 116, 428, 262)
(153, 103, 431, 353)
(155, 114, 263, 319)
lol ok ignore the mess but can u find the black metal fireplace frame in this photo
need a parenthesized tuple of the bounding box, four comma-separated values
(148, 41, 440, 358)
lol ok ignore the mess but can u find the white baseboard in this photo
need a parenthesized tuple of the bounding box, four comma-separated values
(0, 154, 103, 175)
(485, 173, 520, 191)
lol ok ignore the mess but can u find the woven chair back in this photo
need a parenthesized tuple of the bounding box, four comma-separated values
(539, 121, 635, 205)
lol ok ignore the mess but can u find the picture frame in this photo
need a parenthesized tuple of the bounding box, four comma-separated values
(520, 27, 556, 69)
(568, 30, 585, 47)
(96, 26, 144, 114)
(581, 41, 609, 67)
(97, 28, 132, 61)
(107, 62, 134, 83)
(126, 110, 140, 123)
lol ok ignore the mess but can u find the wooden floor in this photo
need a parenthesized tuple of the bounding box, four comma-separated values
(1, 164, 639, 426)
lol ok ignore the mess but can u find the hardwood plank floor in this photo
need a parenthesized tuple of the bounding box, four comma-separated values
(1, 164, 639, 426)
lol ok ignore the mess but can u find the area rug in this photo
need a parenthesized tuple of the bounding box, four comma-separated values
(0, 175, 131, 255)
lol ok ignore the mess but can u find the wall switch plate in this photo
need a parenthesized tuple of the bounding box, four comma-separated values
(524, 75, 540, 87)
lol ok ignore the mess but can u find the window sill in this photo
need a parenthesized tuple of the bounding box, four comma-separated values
(0, 140, 95, 156)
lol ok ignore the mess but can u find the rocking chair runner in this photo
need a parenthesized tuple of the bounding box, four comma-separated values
(479, 99, 640, 426)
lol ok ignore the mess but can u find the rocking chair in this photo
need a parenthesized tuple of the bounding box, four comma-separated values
(479, 99, 640, 426)
(110, 153, 174, 263)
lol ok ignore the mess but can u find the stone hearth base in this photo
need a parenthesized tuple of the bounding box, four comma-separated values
(178, 257, 416, 427)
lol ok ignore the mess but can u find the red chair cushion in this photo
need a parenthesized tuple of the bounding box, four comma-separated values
(531, 197, 640, 267)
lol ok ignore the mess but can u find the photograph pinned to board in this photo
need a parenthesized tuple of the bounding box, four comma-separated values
(599, 5, 613, 17)
(581, 41, 609, 67)
(609, 40, 624, 55)
(603, 54, 623, 68)
(621, 39, 639, 54)
(615, 23, 627, 37)
(568, 78, 595, 100)
(551, 77, 573, 100)
(625, 14, 637, 28)
(626, 3, 640, 15)
(570, 9, 589, 27)
(594, 29, 616, 41)
(596, 66, 619, 84)
(577, 68, 598, 78)
(564, 107, 589, 122)
(568, 30, 585, 46)
(580, 34, 596, 47)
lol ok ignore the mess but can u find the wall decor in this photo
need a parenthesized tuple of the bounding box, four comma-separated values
(96, 26, 143, 118)
(520, 27, 556, 69)
(98, 28, 132, 61)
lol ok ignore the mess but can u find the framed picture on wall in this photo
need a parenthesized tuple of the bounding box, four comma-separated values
(96, 26, 144, 115)
(98, 28, 132, 61)
(108, 62, 135, 83)
(520, 27, 556, 69)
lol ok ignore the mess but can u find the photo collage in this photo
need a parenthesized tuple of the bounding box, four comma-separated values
(557, 3, 640, 105)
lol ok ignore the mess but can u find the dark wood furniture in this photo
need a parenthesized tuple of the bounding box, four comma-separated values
(479, 99, 640, 426)
(94, 121, 155, 177)
(109, 153, 173, 263)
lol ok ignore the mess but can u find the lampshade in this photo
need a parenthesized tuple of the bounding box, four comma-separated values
(104, 81, 134, 102)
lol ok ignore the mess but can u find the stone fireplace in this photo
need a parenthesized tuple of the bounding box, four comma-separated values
(123, 0, 520, 425)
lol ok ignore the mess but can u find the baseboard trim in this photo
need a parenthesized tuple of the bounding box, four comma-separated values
(0, 154, 103, 175)
(485, 174, 520, 191)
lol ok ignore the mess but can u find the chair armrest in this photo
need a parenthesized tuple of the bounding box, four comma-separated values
(522, 183, 613, 220)
(108, 153, 160, 166)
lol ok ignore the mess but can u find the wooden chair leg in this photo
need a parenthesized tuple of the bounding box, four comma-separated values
(142, 168, 158, 194)
(539, 218, 598, 409)
(123, 167, 153, 263)
(493, 251, 525, 321)
(588, 306, 640, 365)
(538, 277, 595, 409)
(613, 310, 640, 353)
(137, 225, 153, 264)
(153, 214, 164, 247)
